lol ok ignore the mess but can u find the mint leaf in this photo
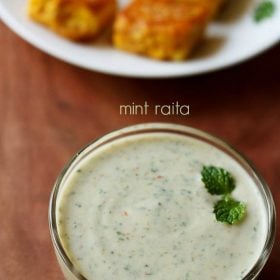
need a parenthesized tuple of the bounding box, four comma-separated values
(201, 166, 235, 195)
(200, 166, 247, 226)
(254, 1, 276, 22)
(214, 196, 246, 225)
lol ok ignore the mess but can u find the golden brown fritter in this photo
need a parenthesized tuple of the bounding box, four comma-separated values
(28, 0, 117, 41)
(185, 0, 225, 19)
(113, 0, 210, 60)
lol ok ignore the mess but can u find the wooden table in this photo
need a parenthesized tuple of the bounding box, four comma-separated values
(0, 21, 279, 279)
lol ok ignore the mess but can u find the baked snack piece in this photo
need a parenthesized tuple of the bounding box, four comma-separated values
(28, 0, 117, 41)
(113, 0, 210, 60)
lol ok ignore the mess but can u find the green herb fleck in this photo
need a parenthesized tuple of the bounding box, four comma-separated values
(201, 166, 235, 195)
(254, 1, 276, 22)
(214, 196, 246, 225)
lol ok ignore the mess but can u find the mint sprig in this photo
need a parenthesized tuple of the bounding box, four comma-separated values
(214, 196, 246, 225)
(201, 166, 247, 225)
(254, 1, 276, 22)
(201, 166, 235, 195)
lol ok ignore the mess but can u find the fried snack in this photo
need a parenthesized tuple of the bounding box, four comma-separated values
(208, 0, 226, 18)
(113, 0, 210, 60)
(28, 0, 117, 41)
(186, 0, 225, 19)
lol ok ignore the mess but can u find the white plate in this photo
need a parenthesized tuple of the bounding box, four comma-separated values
(0, 0, 279, 78)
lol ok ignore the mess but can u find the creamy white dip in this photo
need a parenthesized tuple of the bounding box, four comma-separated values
(57, 133, 267, 280)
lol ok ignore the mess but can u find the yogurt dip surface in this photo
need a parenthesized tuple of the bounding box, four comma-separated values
(56, 132, 267, 280)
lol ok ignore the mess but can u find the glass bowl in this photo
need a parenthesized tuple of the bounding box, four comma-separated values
(49, 123, 276, 280)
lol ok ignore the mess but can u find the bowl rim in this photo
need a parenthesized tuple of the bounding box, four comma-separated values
(49, 122, 276, 280)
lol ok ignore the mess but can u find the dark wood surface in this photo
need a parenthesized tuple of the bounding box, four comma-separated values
(0, 21, 279, 279)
